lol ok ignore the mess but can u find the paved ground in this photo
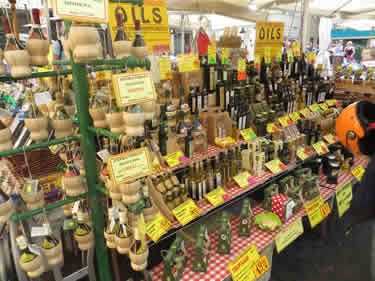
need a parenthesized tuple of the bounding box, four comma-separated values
(271, 204, 373, 281)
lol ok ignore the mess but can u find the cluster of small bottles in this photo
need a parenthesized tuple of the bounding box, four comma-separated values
(297, 119, 322, 147)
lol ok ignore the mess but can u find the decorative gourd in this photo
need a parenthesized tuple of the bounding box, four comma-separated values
(69, 23, 102, 63)
(25, 9, 49, 66)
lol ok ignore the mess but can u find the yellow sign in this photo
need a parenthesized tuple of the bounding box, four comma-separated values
(238, 59, 246, 72)
(222, 48, 229, 64)
(323, 134, 336, 145)
(255, 22, 284, 59)
(159, 57, 171, 80)
(172, 199, 201, 226)
(164, 151, 184, 168)
(265, 159, 287, 174)
(108, 0, 171, 53)
(240, 128, 257, 141)
(205, 187, 226, 207)
(299, 108, 311, 118)
(292, 41, 301, 57)
(266, 123, 278, 133)
(208, 45, 217, 64)
(264, 47, 271, 64)
(112, 71, 156, 107)
(326, 99, 337, 107)
(227, 244, 259, 281)
(289, 112, 301, 122)
(297, 147, 311, 161)
(336, 181, 353, 217)
(305, 195, 326, 228)
(309, 104, 320, 112)
(275, 218, 304, 252)
(252, 256, 271, 279)
(319, 103, 329, 111)
(278, 116, 291, 127)
(52, 0, 109, 23)
(312, 141, 329, 156)
(146, 212, 172, 242)
(352, 165, 365, 182)
(254, 55, 260, 69)
(107, 147, 153, 185)
(234, 171, 252, 188)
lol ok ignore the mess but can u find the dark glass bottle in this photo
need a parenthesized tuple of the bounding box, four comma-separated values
(216, 79, 225, 110)
(184, 128, 194, 158)
(132, 20, 146, 48)
(189, 86, 197, 114)
(281, 142, 290, 165)
(159, 105, 168, 156)
(114, 13, 129, 42)
(2, 18, 23, 50)
(29, 9, 45, 40)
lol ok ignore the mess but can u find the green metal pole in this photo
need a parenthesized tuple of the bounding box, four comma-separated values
(71, 63, 112, 281)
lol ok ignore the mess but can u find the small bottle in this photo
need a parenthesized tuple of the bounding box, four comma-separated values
(142, 184, 152, 209)
(184, 128, 194, 158)
(189, 86, 197, 114)
(189, 164, 196, 200)
(75, 211, 92, 236)
(159, 105, 168, 156)
(132, 227, 146, 255)
(196, 162, 203, 200)
(216, 155, 223, 187)
(209, 157, 217, 190)
(201, 160, 208, 197)
(53, 92, 70, 120)
(18, 236, 38, 264)
(281, 142, 290, 165)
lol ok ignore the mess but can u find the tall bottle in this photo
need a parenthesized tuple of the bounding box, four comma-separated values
(116, 211, 131, 239)
(159, 105, 168, 156)
(189, 164, 196, 200)
(131, 20, 148, 59)
(133, 227, 146, 255)
(196, 162, 203, 200)
(184, 128, 194, 158)
(216, 155, 223, 187)
(53, 92, 70, 120)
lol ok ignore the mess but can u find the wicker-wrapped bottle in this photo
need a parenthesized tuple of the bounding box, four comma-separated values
(51, 92, 73, 138)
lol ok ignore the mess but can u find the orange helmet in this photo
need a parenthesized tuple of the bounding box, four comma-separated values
(336, 101, 375, 155)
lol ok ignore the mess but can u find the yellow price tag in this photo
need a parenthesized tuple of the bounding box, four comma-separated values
(352, 165, 365, 182)
(323, 134, 336, 145)
(205, 187, 226, 207)
(264, 47, 271, 64)
(222, 48, 229, 64)
(336, 181, 353, 217)
(309, 104, 320, 112)
(312, 141, 329, 155)
(292, 41, 301, 57)
(299, 108, 311, 118)
(320, 202, 331, 218)
(326, 99, 337, 107)
(208, 45, 217, 64)
(305, 195, 325, 228)
(278, 116, 291, 127)
(238, 59, 246, 72)
(265, 159, 287, 174)
(227, 244, 259, 281)
(319, 103, 329, 111)
(240, 128, 257, 141)
(266, 123, 278, 133)
(275, 218, 304, 252)
(159, 57, 171, 80)
(172, 199, 201, 226)
(146, 212, 172, 242)
(163, 151, 184, 168)
(234, 171, 252, 188)
(252, 256, 271, 279)
(297, 147, 312, 161)
(289, 112, 301, 122)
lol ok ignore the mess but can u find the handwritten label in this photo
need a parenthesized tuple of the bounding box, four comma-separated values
(299, 108, 311, 118)
(146, 212, 172, 242)
(336, 182, 352, 217)
(267, 123, 278, 133)
(227, 244, 259, 281)
(278, 116, 291, 127)
(159, 57, 171, 80)
(323, 134, 336, 145)
(52, 0, 109, 23)
(112, 72, 156, 107)
(265, 159, 287, 174)
(240, 128, 257, 141)
(172, 199, 201, 226)
(205, 187, 226, 207)
(208, 45, 216, 64)
(305, 195, 327, 228)
(297, 147, 311, 161)
(289, 112, 301, 122)
(222, 48, 229, 64)
(352, 165, 365, 182)
(107, 147, 153, 184)
(275, 218, 304, 252)
(312, 141, 329, 155)
(164, 151, 184, 168)
(252, 256, 271, 279)
(234, 171, 252, 188)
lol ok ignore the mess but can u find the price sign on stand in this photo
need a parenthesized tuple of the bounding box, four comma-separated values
(159, 57, 171, 80)
(275, 218, 304, 252)
(164, 151, 185, 168)
(265, 159, 287, 174)
(267, 123, 278, 133)
(305, 195, 330, 228)
(289, 112, 301, 122)
(336, 182, 353, 217)
(319, 103, 329, 111)
(146, 212, 172, 242)
(278, 116, 291, 127)
(228, 244, 260, 281)
(352, 165, 365, 182)
(172, 199, 201, 226)
(312, 141, 329, 155)
(208, 45, 216, 64)
(299, 108, 311, 118)
(326, 99, 337, 107)
(309, 104, 320, 112)
(234, 171, 252, 188)
(323, 134, 336, 145)
(222, 48, 229, 64)
(240, 128, 257, 141)
(205, 187, 226, 207)
(297, 147, 311, 161)
(254, 56, 260, 69)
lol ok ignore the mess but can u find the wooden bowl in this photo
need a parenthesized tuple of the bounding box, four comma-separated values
(25, 38, 49, 66)
(24, 117, 48, 131)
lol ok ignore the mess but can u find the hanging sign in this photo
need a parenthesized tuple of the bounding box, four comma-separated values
(52, 0, 109, 23)
(336, 181, 353, 217)
(275, 218, 304, 253)
(108, 0, 171, 53)
(146, 212, 172, 242)
(172, 199, 201, 226)
(107, 147, 153, 184)
(112, 71, 156, 107)
(159, 57, 171, 80)
(222, 48, 229, 64)
(255, 22, 284, 60)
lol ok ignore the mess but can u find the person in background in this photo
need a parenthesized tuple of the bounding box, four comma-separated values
(52, 21, 66, 70)
(336, 40, 344, 56)
(344, 41, 356, 62)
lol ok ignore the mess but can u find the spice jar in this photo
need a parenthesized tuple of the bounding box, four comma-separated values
(327, 160, 340, 185)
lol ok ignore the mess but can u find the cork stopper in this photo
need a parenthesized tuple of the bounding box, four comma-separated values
(2, 18, 11, 34)
(32, 9, 41, 25)
(116, 13, 123, 28)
